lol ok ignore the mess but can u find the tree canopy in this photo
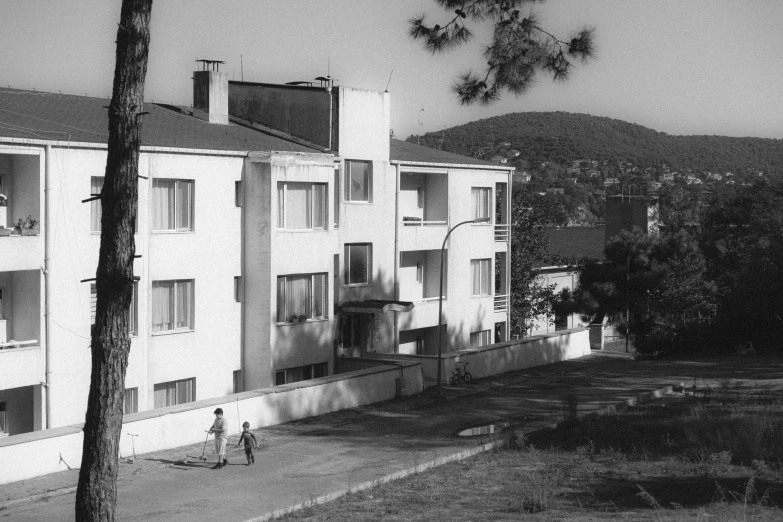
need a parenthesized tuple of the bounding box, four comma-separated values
(410, 1, 594, 105)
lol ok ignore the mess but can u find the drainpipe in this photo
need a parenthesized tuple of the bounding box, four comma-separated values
(44, 144, 52, 429)
(393, 162, 400, 353)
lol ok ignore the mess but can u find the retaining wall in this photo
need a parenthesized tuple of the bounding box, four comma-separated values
(368, 327, 590, 383)
(0, 361, 423, 486)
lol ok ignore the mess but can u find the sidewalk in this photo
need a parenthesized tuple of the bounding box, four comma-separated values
(3, 350, 783, 521)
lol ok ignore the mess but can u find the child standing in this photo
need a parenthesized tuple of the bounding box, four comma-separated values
(237, 421, 258, 465)
(208, 408, 229, 469)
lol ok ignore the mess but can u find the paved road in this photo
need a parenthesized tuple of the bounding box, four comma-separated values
(3, 350, 782, 521)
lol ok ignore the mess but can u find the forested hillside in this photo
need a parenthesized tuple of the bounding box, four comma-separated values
(410, 112, 783, 174)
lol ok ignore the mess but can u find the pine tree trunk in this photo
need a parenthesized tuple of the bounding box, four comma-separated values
(75, 1, 152, 520)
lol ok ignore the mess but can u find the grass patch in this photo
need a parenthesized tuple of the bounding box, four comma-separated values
(278, 386, 783, 521)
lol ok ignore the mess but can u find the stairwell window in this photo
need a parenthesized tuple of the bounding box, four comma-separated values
(345, 244, 371, 286)
(153, 378, 195, 408)
(276, 273, 327, 324)
(470, 259, 492, 296)
(153, 179, 193, 232)
(345, 160, 372, 202)
(471, 187, 491, 221)
(277, 182, 326, 230)
(152, 279, 194, 333)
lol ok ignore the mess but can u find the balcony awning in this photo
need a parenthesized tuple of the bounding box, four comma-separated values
(338, 300, 414, 314)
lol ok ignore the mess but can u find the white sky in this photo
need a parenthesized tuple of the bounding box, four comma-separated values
(1, 0, 781, 140)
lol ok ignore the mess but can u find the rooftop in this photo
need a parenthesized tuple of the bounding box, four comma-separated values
(0, 87, 320, 153)
(390, 138, 501, 167)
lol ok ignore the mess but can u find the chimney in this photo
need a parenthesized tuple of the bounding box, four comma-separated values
(193, 59, 228, 124)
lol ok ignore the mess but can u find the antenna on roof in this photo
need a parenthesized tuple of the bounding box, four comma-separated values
(385, 69, 393, 93)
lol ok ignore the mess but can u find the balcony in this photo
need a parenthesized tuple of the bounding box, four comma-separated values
(494, 293, 509, 313)
(399, 172, 448, 250)
(494, 224, 509, 242)
(0, 341, 40, 390)
(1, 152, 43, 271)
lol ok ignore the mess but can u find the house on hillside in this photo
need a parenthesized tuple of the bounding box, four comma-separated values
(0, 65, 513, 436)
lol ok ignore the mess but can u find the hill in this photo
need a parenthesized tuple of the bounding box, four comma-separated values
(410, 112, 783, 175)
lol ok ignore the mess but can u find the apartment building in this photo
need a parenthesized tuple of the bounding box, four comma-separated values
(0, 66, 511, 437)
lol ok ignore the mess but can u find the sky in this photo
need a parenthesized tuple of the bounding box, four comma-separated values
(1, 0, 781, 141)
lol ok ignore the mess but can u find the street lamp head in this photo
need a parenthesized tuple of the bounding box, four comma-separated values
(472, 217, 491, 223)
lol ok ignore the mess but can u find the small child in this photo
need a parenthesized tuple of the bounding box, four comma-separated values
(236, 421, 258, 465)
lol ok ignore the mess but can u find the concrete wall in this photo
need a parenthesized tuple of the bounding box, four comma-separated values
(0, 362, 423, 486)
(337, 87, 390, 161)
(373, 327, 590, 384)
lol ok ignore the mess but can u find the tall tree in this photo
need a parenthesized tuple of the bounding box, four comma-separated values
(410, 0, 595, 105)
(75, 1, 152, 520)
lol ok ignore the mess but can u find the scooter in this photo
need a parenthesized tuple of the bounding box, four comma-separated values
(182, 431, 210, 463)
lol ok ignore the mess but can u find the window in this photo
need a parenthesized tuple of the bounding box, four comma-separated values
(0, 288, 3, 319)
(471, 187, 491, 221)
(152, 179, 193, 231)
(0, 402, 6, 436)
(345, 244, 371, 285)
(153, 378, 195, 408)
(233, 370, 243, 394)
(416, 262, 423, 284)
(333, 166, 340, 228)
(276, 273, 327, 323)
(470, 330, 492, 348)
(345, 160, 372, 202)
(341, 314, 361, 348)
(235, 180, 242, 207)
(416, 336, 424, 355)
(123, 387, 138, 414)
(91, 282, 138, 335)
(234, 276, 243, 303)
(470, 259, 492, 296)
(275, 362, 328, 385)
(277, 182, 326, 230)
(152, 279, 194, 332)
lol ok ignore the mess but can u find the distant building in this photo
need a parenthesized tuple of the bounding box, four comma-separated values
(603, 178, 620, 187)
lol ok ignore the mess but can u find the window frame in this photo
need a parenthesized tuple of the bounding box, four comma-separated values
(277, 181, 328, 231)
(344, 160, 372, 203)
(123, 387, 138, 414)
(153, 378, 196, 408)
(151, 279, 195, 334)
(470, 329, 492, 348)
(152, 178, 194, 233)
(471, 187, 492, 222)
(276, 273, 328, 324)
(470, 258, 492, 297)
(345, 243, 372, 286)
(275, 362, 328, 386)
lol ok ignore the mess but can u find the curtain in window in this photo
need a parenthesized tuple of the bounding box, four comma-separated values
(90, 284, 97, 325)
(176, 280, 192, 329)
(312, 184, 325, 229)
(176, 378, 193, 404)
(471, 259, 491, 295)
(286, 183, 312, 229)
(471, 188, 489, 219)
(286, 275, 312, 319)
(91, 177, 103, 232)
(277, 184, 285, 228)
(123, 388, 138, 414)
(470, 330, 491, 348)
(333, 168, 340, 228)
(152, 282, 174, 332)
(153, 180, 175, 230)
(153, 382, 171, 408)
(176, 181, 191, 230)
(348, 245, 369, 284)
(276, 277, 286, 322)
(129, 282, 138, 335)
(313, 273, 325, 318)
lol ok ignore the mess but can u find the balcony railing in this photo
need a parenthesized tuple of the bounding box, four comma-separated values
(494, 224, 510, 241)
(402, 218, 448, 227)
(0, 339, 38, 350)
(494, 294, 509, 313)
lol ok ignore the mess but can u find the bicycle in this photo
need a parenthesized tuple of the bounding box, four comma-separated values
(450, 362, 472, 386)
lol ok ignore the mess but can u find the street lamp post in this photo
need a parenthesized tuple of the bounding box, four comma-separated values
(436, 217, 491, 396)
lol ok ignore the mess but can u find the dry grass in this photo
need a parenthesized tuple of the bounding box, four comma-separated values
(278, 385, 783, 521)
